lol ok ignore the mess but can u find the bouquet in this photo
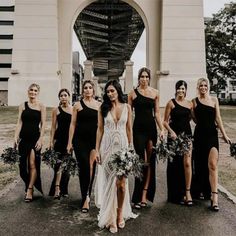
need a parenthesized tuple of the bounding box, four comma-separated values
(108, 148, 143, 179)
(41, 148, 61, 168)
(168, 133, 192, 157)
(60, 153, 78, 176)
(230, 143, 236, 159)
(0, 147, 20, 165)
(153, 139, 175, 163)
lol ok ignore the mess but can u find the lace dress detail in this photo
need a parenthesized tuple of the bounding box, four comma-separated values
(95, 104, 137, 228)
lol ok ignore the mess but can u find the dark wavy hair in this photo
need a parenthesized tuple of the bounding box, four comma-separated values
(175, 80, 187, 97)
(101, 79, 126, 118)
(58, 88, 70, 98)
(137, 67, 151, 86)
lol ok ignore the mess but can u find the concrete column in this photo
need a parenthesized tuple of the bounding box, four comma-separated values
(84, 60, 93, 81)
(124, 60, 134, 94)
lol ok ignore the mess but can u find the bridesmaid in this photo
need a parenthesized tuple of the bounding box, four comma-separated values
(192, 78, 231, 211)
(14, 83, 46, 202)
(163, 80, 193, 205)
(67, 80, 100, 212)
(128, 67, 164, 209)
(48, 88, 72, 199)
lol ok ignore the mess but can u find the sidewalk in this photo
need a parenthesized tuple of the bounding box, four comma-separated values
(0, 161, 236, 236)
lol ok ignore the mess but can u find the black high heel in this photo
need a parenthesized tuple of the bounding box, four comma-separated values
(210, 192, 219, 212)
(81, 195, 90, 213)
(24, 187, 33, 203)
(184, 189, 193, 206)
(54, 185, 61, 200)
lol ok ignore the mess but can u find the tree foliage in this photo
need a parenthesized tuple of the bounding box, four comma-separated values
(205, 2, 236, 95)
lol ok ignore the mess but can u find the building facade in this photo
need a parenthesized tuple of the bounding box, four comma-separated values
(1, 0, 206, 107)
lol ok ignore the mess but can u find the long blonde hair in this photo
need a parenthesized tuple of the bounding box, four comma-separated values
(197, 78, 210, 94)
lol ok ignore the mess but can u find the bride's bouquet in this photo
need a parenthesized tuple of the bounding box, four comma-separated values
(230, 143, 236, 159)
(108, 148, 143, 179)
(0, 147, 20, 165)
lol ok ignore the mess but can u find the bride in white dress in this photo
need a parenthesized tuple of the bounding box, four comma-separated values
(94, 80, 137, 233)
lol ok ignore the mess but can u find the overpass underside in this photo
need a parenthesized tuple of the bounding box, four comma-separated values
(74, 0, 144, 82)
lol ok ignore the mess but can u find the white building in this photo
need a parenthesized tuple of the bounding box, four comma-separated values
(2, 0, 207, 107)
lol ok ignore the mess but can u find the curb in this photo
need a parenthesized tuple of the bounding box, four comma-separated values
(218, 184, 236, 204)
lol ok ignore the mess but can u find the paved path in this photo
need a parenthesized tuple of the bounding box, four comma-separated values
(0, 162, 236, 236)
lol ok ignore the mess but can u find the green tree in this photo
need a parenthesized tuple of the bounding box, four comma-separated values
(205, 2, 236, 97)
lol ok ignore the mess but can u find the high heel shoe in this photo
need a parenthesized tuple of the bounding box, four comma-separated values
(184, 189, 193, 206)
(54, 185, 61, 200)
(24, 187, 33, 203)
(109, 225, 118, 234)
(210, 192, 219, 212)
(81, 195, 90, 213)
(117, 208, 125, 229)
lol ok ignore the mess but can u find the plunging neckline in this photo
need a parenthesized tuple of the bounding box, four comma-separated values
(109, 104, 126, 127)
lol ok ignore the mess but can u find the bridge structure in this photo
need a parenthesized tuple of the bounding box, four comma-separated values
(7, 0, 206, 106)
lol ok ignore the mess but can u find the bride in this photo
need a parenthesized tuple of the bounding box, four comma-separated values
(94, 79, 137, 233)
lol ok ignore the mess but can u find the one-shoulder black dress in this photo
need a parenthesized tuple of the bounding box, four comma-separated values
(132, 88, 157, 204)
(49, 106, 71, 196)
(73, 100, 98, 206)
(192, 97, 218, 199)
(18, 102, 43, 193)
(167, 99, 192, 204)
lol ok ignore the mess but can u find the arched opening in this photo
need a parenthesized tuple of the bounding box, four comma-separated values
(72, 0, 146, 98)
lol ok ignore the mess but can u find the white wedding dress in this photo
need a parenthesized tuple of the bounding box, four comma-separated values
(95, 104, 137, 228)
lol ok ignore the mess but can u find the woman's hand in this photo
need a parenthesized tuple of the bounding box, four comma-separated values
(169, 131, 177, 140)
(94, 150, 101, 164)
(159, 130, 165, 140)
(35, 137, 43, 151)
(223, 134, 231, 144)
(67, 143, 73, 154)
(14, 137, 19, 149)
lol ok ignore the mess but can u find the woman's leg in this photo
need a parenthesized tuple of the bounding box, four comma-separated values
(141, 140, 153, 204)
(208, 147, 219, 207)
(116, 176, 126, 226)
(183, 149, 193, 203)
(25, 149, 37, 200)
(54, 167, 62, 198)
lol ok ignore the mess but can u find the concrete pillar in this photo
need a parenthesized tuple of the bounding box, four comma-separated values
(124, 60, 134, 94)
(84, 60, 93, 81)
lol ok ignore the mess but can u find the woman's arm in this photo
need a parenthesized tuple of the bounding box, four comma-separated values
(154, 90, 164, 139)
(214, 97, 231, 143)
(14, 104, 23, 146)
(126, 104, 133, 147)
(35, 103, 46, 150)
(49, 107, 57, 149)
(163, 100, 176, 140)
(67, 103, 79, 153)
(95, 108, 104, 164)
(191, 98, 197, 123)
(128, 90, 134, 108)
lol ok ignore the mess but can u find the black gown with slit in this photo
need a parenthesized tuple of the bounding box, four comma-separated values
(18, 102, 43, 193)
(73, 100, 97, 207)
(167, 99, 192, 204)
(192, 97, 218, 199)
(49, 106, 71, 196)
(131, 88, 157, 204)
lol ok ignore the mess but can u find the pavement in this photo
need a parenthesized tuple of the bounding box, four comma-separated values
(0, 161, 236, 236)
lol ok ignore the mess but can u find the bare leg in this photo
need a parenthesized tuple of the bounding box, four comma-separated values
(208, 147, 219, 209)
(116, 176, 126, 228)
(54, 169, 62, 199)
(183, 149, 192, 203)
(25, 150, 37, 200)
(141, 140, 153, 204)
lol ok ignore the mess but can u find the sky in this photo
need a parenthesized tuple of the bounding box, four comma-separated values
(72, 0, 233, 79)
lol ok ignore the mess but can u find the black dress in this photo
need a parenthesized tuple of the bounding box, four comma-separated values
(167, 99, 192, 204)
(73, 100, 97, 206)
(49, 106, 71, 196)
(192, 97, 218, 199)
(132, 88, 157, 204)
(18, 102, 43, 193)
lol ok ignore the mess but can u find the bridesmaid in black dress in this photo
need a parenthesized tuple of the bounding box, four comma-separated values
(128, 67, 164, 209)
(48, 89, 72, 199)
(67, 80, 100, 212)
(192, 78, 231, 211)
(14, 83, 46, 202)
(163, 80, 193, 205)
